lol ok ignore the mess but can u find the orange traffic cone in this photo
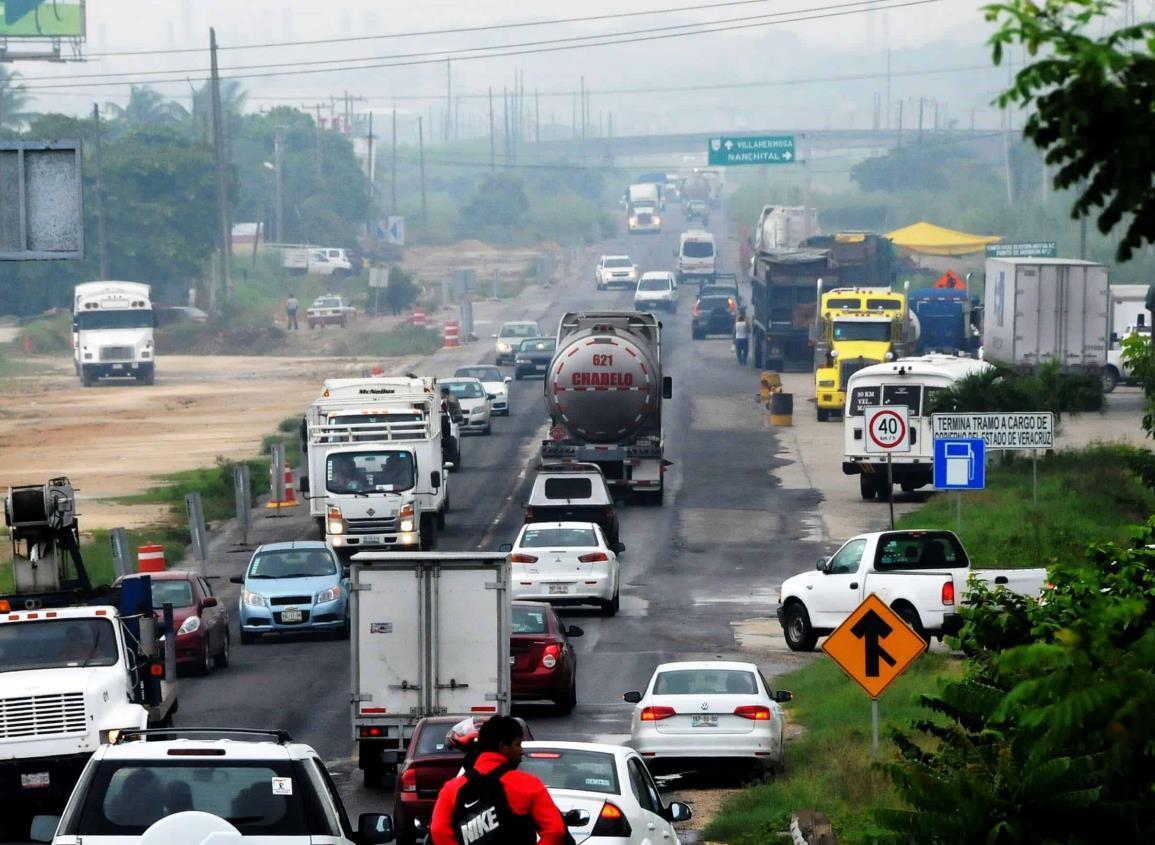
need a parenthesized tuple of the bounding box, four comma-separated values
(266, 464, 300, 509)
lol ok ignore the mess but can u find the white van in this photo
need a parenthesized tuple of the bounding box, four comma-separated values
(842, 354, 992, 500)
(676, 230, 716, 285)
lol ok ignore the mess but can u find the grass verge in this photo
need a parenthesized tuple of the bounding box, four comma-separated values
(704, 653, 964, 845)
(895, 445, 1155, 569)
(329, 324, 443, 358)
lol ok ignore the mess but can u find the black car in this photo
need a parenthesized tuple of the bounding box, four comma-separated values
(698, 272, 743, 309)
(514, 337, 557, 380)
(692, 294, 736, 339)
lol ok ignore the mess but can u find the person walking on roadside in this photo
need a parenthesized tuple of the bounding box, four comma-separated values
(286, 294, 299, 331)
(429, 715, 567, 845)
(734, 307, 750, 366)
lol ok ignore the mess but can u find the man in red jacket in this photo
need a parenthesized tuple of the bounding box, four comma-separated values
(430, 715, 566, 845)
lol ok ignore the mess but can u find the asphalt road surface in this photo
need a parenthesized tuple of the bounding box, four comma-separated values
(174, 205, 824, 829)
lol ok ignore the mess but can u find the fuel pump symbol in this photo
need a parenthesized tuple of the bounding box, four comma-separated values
(943, 442, 976, 486)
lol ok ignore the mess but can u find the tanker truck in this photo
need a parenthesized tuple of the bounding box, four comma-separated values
(541, 312, 673, 504)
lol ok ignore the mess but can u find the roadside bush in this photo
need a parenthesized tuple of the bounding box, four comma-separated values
(925, 361, 1103, 418)
(19, 311, 72, 355)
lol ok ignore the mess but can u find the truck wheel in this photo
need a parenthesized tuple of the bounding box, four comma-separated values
(692, 329, 704, 340)
(81, 368, 96, 387)
(419, 515, 436, 551)
(359, 742, 386, 788)
(817, 408, 829, 422)
(782, 602, 818, 652)
(894, 604, 928, 643)
(137, 364, 155, 386)
(859, 475, 877, 501)
(1102, 366, 1119, 394)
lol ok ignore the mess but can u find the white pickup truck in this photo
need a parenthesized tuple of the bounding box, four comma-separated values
(776, 530, 1047, 651)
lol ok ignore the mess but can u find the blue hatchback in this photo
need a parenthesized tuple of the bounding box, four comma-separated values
(230, 541, 350, 643)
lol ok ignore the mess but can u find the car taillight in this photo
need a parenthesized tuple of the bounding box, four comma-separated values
(692, 303, 701, 317)
(578, 552, 609, 563)
(640, 706, 676, 721)
(727, 298, 736, 313)
(734, 705, 771, 721)
(511, 553, 539, 563)
(942, 580, 955, 606)
(400, 767, 417, 795)
(591, 802, 632, 838)
(542, 643, 561, 669)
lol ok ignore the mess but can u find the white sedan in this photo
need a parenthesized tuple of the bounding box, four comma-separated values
(502, 522, 622, 615)
(438, 377, 492, 435)
(520, 741, 693, 845)
(454, 365, 513, 415)
(624, 661, 793, 776)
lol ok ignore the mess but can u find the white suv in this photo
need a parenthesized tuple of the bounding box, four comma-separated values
(595, 255, 638, 290)
(31, 729, 396, 844)
(634, 272, 678, 313)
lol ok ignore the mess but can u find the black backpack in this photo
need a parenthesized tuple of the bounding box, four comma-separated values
(452, 765, 535, 845)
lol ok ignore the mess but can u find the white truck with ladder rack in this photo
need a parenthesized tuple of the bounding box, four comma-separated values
(0, 478, 177, 840)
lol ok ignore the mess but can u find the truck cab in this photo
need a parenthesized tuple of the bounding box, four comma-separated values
(627, 184, 661, 234)
(813, 287, 911, 421)
(676, 230, 717, 285)
(72, 281, 156, 387)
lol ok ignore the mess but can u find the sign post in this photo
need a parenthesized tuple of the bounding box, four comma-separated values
(933, 437, 986, 535)
(864, 406, 911, 529)
(822, 594, 927, 758)
(707, 135, 796, 167)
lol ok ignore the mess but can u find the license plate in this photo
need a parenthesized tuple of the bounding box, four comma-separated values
(281, 608, 303, 623)
(21, 772, 50, 789)
(548, 583, 570, 595)
(358, 534, 384, 545)
(692, 715, 718, 728)
(535, 364, 546, 371)
(111, 363, 124, 370)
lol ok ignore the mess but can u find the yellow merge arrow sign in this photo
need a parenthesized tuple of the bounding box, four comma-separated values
(822, 594, 927, 698)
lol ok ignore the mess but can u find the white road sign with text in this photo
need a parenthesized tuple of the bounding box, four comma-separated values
(931, 412, 1054, 450)
(865, 405, 911, 453)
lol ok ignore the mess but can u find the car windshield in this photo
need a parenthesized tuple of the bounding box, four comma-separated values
(832, 321, 892, 342)
(520, 749, 620, 796)
(314, 297, 341, 308)
(654, 668, 757, 695)
(682, 241, 715, 258)
(445, 381, 485, 399)
(71, 762, 310, 836)
(513, 606, 549, 634)
(326, 450, 415, 494)
(501, 323, 540, 338)
(150, 580, 195, 608)
(699, 296, 733, 311)
(0, 618, 120, 673)
(519, 339, 555, 353)
(248, 549, 337, 579)
(75, 310, 153, 330)
(604, 258, 633, 268)
(456, 367, 502, 382)
(638, 279, 669, 291)
(520, 527, 599, 548)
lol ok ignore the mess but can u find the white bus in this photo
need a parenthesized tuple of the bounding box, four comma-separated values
(72, 281, 156, 386)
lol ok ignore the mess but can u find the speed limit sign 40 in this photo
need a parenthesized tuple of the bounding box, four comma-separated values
(864, 406, 911, 453)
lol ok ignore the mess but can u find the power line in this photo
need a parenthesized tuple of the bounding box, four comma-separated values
(18, 0, 947, 91)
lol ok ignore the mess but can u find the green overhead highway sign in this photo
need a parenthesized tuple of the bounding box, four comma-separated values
(708, 135, 796, 166)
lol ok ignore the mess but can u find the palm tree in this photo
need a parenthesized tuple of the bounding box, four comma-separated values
(0, 67, 35, 130)
(188, 80, 248, 141)
(105, 86, 189, 127)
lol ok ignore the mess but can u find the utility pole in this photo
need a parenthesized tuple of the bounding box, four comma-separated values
(313, 103, 323, 180)
(580, 76, 586, 139)
(446, 59, 452, 143)
(572, 91, 577, 139)
(802, 133, 813, 240)
(274, 125, 285, 243)
(209, 27, 231, 309)
(366, 111, 374, 235)
(391, 104, 398, 215)
(503, 87, 510, 165)
(896, 100, 904, 147)
(417, 116, 427, 225)
(918, 97, 924, 142)
(535, 88, 540, 144)
(488, 87, 496, 172)
(92, 104, 109, 279)
(885, 48, 891, 131)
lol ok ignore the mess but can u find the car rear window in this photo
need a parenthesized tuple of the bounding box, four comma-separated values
(513, 606, 548, 634)
(415, 727, 465, 757)
(699, 296, 732, 310)
(520, 339, 555, 353)
(875, 531, 967, 570)
(542, 478, 593, 500)
(654, 669, 757, 695)
(520, 527, 599, 548)
(521, 749, 620, 795)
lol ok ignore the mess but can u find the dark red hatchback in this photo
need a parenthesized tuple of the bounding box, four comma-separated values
(511, 601, 583, 713)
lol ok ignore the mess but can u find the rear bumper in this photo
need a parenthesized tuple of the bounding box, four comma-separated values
(940, 613, 963, 637)
(842, 459, 932, 484)
(513, 667, 570, 700)
(459, 416, 490, 432)
(512, 573, 614, 604)
(0, 753, 91, 811)
(631, 731, 772, 760)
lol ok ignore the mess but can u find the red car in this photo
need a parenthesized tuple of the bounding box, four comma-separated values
(115, 569, 230, 675)
(392, 715, 534, 845)
(511, 601, 582, 713)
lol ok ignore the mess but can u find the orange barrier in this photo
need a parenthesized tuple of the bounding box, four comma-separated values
(443, 319, 460, 349)
(412, 308, 428, 328)
(266, 464, 300, 509)
(137, 544, 166, 573)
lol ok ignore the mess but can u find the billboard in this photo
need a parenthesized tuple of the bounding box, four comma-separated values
(0, 0, 86, 38)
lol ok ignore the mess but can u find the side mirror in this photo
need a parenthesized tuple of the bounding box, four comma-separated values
(357, 812, 396, 844)
(299, 476, 310, 494)
(566, 625, 584, 638)
(229, 575, 245, 585)
(615, 543, 626, 554)
(666, 802, 693, 823)
(430, 471, 441, 490)
(201, 596, 218, 609)
(499, 542, 513, 553)
(816, 558, 828, 571)
(29, 816, 59, 843)
(774, 690, 793, 703)
(504, 376, 512, 384)
(563, 809, 590, 827)
(623, 690, 642, 704)
(662, 376, 672, 400)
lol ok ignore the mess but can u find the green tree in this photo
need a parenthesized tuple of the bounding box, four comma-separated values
(461, 174, 530, 229)
(986, 0, 1155, 260)
(105, 86, 189, 128)
(871, 522, 1155, 844)
(0, 66, 34, 130)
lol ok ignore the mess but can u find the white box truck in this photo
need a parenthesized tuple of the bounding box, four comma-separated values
(626, 183, 661, 234)
(982, 258, 1109, 372)
(72, 282, 156, 386)
(350, 552, 511, 784)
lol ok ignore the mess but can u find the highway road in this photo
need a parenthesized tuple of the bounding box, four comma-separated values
(175, 205, 824, 828)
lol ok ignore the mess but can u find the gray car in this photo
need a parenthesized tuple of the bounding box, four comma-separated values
(514, 337, 557, 380)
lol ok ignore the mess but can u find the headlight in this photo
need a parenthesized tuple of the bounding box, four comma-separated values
(830, 348, 840, 359)
(177, 615, 201, 635)
(399, 503, 416, 533)
(653, 217, 661, 225)
(818, 379, 836, 388)
(316, 585, 343, 604)
(327, 504, 344, 536)
(242, 590, 267, 608)
(885, 351, 895, 361)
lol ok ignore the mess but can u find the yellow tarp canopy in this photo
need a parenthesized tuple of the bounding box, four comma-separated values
(886, 221, 1002, 257)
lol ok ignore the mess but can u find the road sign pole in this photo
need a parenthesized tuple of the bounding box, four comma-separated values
(871, 698, 880, 758)
(1032, 449, 1038, 506)
(956, 490, 962, 535)
(887, 453, 895, 530)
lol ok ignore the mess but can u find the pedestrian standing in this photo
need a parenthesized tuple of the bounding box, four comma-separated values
(286, 294, 299, 331)
(734, 308, 750, 366)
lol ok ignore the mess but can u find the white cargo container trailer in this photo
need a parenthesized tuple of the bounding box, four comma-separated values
(982, 258, 1109, 372)
(350, 552, 511, 785)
